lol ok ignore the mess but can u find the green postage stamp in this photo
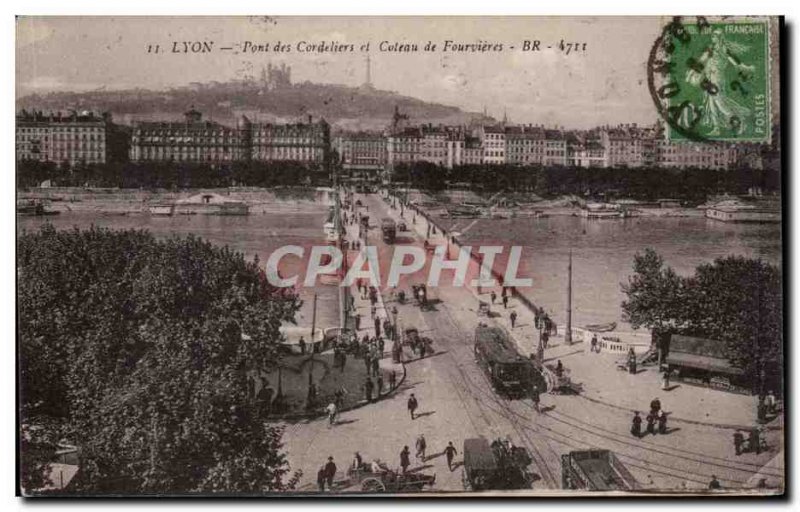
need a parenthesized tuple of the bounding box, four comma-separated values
(662, 21, 771, 143)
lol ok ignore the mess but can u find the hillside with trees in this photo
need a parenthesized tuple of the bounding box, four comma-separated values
(17, 80, 491, 130)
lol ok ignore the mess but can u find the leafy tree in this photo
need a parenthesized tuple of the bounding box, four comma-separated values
(621, 249, 783, 391)
(18, 226, 301, 494)
(686, 257, 782, 393)
(621, 248, 691, 345)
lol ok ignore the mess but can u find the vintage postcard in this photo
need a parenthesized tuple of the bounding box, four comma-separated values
(15, 16, 784, 496)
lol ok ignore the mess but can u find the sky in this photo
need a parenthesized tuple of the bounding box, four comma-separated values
(16, 16, 670, 128)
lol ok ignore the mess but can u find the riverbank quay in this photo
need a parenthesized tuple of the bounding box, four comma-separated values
(16, 186, 335, 215)
(374, 191, 783, 492)
(384, 190, 781, 427)
(391, 189, 707, 220)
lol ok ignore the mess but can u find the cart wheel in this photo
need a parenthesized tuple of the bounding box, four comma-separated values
(361, 477, 386, 493)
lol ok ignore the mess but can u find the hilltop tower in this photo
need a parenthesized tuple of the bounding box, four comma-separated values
(365, 54, 373, 88)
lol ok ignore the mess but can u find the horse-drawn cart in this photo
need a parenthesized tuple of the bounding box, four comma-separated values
(403, 327, 434, 358)
(345, 463, 436, 493)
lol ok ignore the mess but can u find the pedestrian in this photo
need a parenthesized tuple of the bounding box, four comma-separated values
(646, 411, 656, 436)
(354, 312, 361, 331)
(748, 427, 760, 455)
(376, 373, 383, 397)
(631, 411, 642, 438)
(502, 294, 509, 309)
(324, 456, 337, 489)
(650, 397, 662, 415)
(444, 441, 458, 471)
(708, 475, 721, 490)
(510, 310, 518, 328)
(374, 317, 381, 337)
(765, 390, 777, 415)
(408, 393, 419, 420)
(299, 336, 306, 355)
(531, 385, 541, 413)
(555, 360, 564, 378)
(378, 336, 385, 356)
(326, 401, 337, 426)
(371, 358, 379, 378)
(400, 446, 411, 474)
(490, 291, 497, 304)
(501, 286, 508, 299)
(364, 377, 374, 402)
(628, 355, 637, 375)
(658, 410, 668, 434)
(590, 334, 598, 353)
(733, 429, 745, 456)
(335, 387, 347, 409)
(415, 434, 427, 461)
(758, 425, 768, 452)
(389, 370, 397, 390)
(542, 330, 549, 349)
(661, 371, 670, 390)
(317, 465, 327, 492)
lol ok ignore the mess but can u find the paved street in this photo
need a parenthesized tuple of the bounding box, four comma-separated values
(279, 192, 784, 494)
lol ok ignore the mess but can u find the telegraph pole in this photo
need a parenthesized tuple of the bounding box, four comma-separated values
(565, 249, 573, 345)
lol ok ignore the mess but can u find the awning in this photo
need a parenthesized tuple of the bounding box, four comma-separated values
(666, 351, 745, 376)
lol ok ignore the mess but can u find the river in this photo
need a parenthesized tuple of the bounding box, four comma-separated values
(18, 209, 782, 332)
(435, 214, 782, 330)
(17, 209, 340, 329)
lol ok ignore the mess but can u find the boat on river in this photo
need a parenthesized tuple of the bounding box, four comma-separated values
(17, 200, 59, 216)
(583, 322, 617, 333)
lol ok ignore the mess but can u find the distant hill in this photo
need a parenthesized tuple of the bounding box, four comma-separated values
(16, 80, 494, 132)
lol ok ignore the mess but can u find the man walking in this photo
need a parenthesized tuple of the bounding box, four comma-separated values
(374, 317, 381, 338)
(299, 336, 306, 355)
(400, 446, 411, 474)
(444, 441, 458, 471)
(590, 334, 598, 353)
(324, 456, 337, 490)
(491, 291, 497, 305)
(531, 385, 541, 413)
(364, 377, 374, 403)
(415, 434, 427, 461)
(502, 294, 509, 309)
(631, 411, 642, 438)
(326, 401, 338, 426)
(510, 310, 517, 328)
(408, 393, 419, 420)
(733, 429, 745, 455)
(646, 411, 657, 436)
(657, 410, 668, 434)
(317, 465, 327, 492)
(749, 428, 761, 455)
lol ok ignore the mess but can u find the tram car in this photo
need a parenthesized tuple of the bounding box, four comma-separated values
(473, 323, 541, 398)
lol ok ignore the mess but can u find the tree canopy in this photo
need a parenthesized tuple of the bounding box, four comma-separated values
(621, 249, 783, 392)
(18, 226, 301, 494)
